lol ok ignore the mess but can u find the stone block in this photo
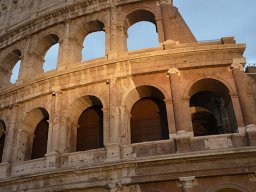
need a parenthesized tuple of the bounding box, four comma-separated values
(175, 136, 191, 153)
(247, 131, 256, 146)
(231, 134, 249, 147)
(106, 144, 121, 161)
(0, 162, 10, 178)
(221, 37, 235, 44)
(204, 136, 232, 150)
(45, 151, 60, 169)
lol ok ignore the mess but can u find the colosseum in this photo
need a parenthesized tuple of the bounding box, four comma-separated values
(0, 0, 256, 191)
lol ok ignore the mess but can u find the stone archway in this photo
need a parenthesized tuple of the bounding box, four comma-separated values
(125, 9, 159, 51)
(189, 78, 238, 136)
(125, 85, 169, 144)
(69, 95, 104, 152)
(32, 34, 60, 75)
(17, 107, 49, 161)
(0, 49, 22, 86)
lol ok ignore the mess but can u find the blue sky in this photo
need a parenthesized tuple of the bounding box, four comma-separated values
(174, 0, 256, 64)
(11, 0, 256, 83)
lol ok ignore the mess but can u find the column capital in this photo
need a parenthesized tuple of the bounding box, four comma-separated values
(246, 124, 256, 132)
(179, 176, 196, 191)
(167, 68, 181, 76)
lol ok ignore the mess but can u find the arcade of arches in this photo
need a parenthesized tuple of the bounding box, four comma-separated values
(0, 77, 251, 162)
(1, 9, 162, 86)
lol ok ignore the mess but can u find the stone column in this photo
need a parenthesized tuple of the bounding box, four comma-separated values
(164, 98, 176, 137)
(16, 37, 31, 83)
(16, 129, 33, 161)
(57, 20, 82, 70)
(159, 0, 172, 41)
(2, 106, 18, 163)
(105, 79, 121, 160)
(231, 58, 256, 127)
(230, 95, 245, 132)
(106, 6, 127, 59)
(231, 58, 256, 146)
(68, 122, 79, 152)
(179, 176, 196, 192)
(105, 25, 112, 56)
(26, 52, 44, 76)
(47, 90, 70, 153)
(167, 68, 187, 134)
(155, 17, 165, 43)
(103, 108, 110, 146)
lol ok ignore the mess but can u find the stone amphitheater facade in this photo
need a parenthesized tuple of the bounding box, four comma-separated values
(0, 0, 256, 191)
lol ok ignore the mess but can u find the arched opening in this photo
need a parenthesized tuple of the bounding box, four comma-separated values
(35, 34, 59, 74)
(125, 10, 159, 51)
(19, 107, 49, 161)
(72, 20, 105, 62)
(81, 31, 105, 61)
(76, 105, 103, 151)
(0, 49, 22, 86)
(0, 120, 6, 162)
(127, 85, 169, 144)
(31, 114, 49, 160)
(71, 95, 104, 152)
(131, 97, 168, 143)
(43, 43, 59, 72)
(10, 60, 21, 84)
(189, 79, 238, 136)
(127, 21, 158, 51)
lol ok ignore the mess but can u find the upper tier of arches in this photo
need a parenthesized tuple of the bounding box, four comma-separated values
(0, 1, 196, 87)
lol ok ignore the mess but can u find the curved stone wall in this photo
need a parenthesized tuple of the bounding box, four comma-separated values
(0, 1, 256, 192)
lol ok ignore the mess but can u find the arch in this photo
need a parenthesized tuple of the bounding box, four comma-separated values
(189, 78, 231, 99)
(125, 9, 159, 51)
(69, 95, 104, 152)
(189, 79, 238, 136)
(36, 34, 59, 58)
(0, 49, 22, 85)
(33, 33, 60, 74)
(208, 183, 249, 192)
(124, 85, 166, 112)
(184, 76, 235, 99)
(125, 86, 169, 143)
(70, 95, 104, 125)
(19, 107, 49, 160)
(76, 105, 103, 151)
(127, 21, 159, 51)
(125, 9, 157, 29)
(0, 120, 6, 162)
(81, 31, 105, 61)
(73, 20, 105, 42)
(31, 114, 49, 159)
(131, 97, 169, 143)
(72, 20, 105, 62)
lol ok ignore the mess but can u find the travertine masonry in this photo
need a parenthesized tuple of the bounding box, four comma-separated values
(0, 0, 256, 192)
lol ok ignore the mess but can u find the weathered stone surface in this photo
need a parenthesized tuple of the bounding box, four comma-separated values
(0, 0, 256, 192)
